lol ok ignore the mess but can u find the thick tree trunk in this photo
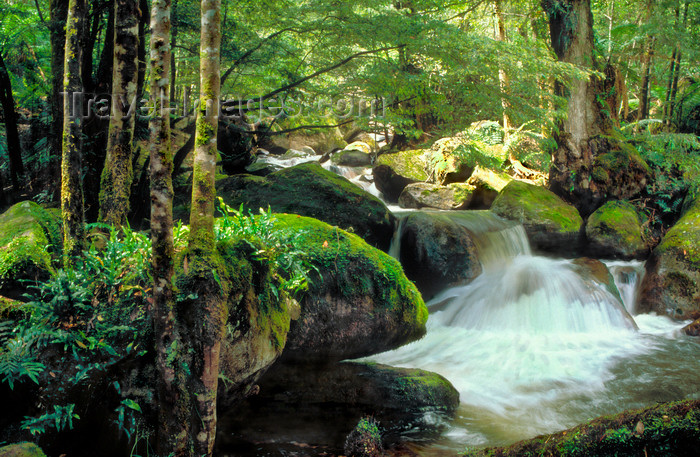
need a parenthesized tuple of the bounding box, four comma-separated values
(98, 0, 140, 227)
(148, 0, 189, 455)
(61, 0, 86, 265)
(186, 1, 226, 455)
(0, 51, 25, 192)
(542, 0, 604, 207)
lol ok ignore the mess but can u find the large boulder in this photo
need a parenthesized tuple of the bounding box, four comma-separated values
(0, 201, 62, 299)
(219, 361, 459, 453)
(332, 149, 372, 167)
(372, 164, 418, 203)
(375, 149, 429, 182)
(638, 196, 700, 320)
(585, 200, 649, 259)
(274, 214, 427, 362)
(466, 165, 513, 209)
(264, 126, 347, 155)
(397, 212, 482, 299)
(213, 239, 299, 405)
(398, 182, 475, 210)
(216, 162, 396, 250)
(491, 180, 583, 254)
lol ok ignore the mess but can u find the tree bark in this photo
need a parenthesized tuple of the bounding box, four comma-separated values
(636, 0, 655, 122)
(49, 0, 69, 198)
(494, 0, 513, 137)
(98, 0, 141, 227)
(0, 51, 25, 192)
(148, 0, 189, 455)
(185, 1, 226, 455)
(61, 0, 86, 265)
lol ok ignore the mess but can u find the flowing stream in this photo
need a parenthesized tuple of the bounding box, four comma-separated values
(371, 212, 700, 454)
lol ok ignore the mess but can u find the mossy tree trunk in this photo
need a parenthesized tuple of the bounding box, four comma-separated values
(0, 50, 25, 193)
(49, 0, 69, 199)
(185, 0, 227, 455)
(61, 0, 86, 265)
(148, 0, 190, 455)
(541, 0, 610, 214)
(98, 0, 141, 227)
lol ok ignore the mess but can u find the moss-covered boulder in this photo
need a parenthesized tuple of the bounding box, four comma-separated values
(398, 182, 475, 210)
(463, 400, 700, 457)
(0, 201, 62, 299)
(491, 180, 583, 254)
(0, 443, 47, 457)
(585, 201, 648, 259)
(216, 162, 396, 250)
(372, 164, 418, 203)
(212, 239, 298, 404)
(220, 361, 459, 452)
(274, 214, 427, 362)
(332, 149, 372, 167)
(466, 166, 513, 209)
(397, 212, 482, 299)
(638, 196, 700, 320)
(375, 149, 428, 182)
(589, 136, 652, 204)
(265, 126, 347, 155)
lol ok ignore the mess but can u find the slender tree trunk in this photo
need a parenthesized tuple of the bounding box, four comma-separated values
(95, 0, 115, 93)
(98, 0, 140, 227)
(136, 0, 149, 98)
(149, 0, 189, 455)
(49, 0, 69, 198)
(186, 1, 226, 455)
(0, 51, 25, 192)
(170, 0, 178, 104)
(62, 0, 86, 265)
(668, 1, 689, 125)
(636, 0, 655, 122)
(494, 0, 512, 138)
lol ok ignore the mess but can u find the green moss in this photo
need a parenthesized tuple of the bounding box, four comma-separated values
(376, 149, 429, 181)
(273, 214, 427, 326)
(492, 180, 582, 233)
(216, 162, 395, 250)
(0, 442, 48, 457)
(656, 205, 700, 267)
(463, 400, 700, 457)
(586, 201, 646, 256)
(0, 202, 62, 295)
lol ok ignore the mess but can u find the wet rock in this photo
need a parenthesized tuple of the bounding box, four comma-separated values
(466, 165, 513, 209)
(273, 215, 427, 362)
(372, 164, 418, 203)
(244, 161, 283, 176)
(586, 200, 649, 259)
(218, 361, 459, 453)
(398, 182, 475, 210)
(345, 417, 383, 457)
(491, 180, 583, 255)
(332, 149, 372, 167)
(0, 201, 62, 299)
(398, 212, 482, 299)
(638, 195, 700, 320)
(216, 162, 396, 250)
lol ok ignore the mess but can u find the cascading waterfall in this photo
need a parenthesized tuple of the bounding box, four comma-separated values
(369, 211, 700, 452)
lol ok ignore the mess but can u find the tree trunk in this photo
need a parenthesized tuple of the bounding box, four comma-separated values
(0, 51, 25, 192)
(49, 0, 69, 198)
(494, 0, 513, 137)
(148, 0, 189, 455)
(186, 1, 226, 455)
(61, 0, 86, 265)
(636, 0, 655, 122)
(98, 0, 140, 227)
(541, 0, 605, 206)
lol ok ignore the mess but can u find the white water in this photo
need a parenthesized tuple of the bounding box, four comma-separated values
(368, 213, 700, 452)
